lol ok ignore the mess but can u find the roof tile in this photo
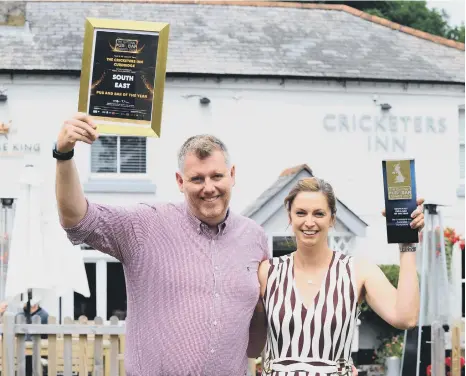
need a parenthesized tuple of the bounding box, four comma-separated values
(0, 1, 463, 82)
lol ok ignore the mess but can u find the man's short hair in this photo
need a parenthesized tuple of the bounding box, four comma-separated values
(178, 134, 230, 171)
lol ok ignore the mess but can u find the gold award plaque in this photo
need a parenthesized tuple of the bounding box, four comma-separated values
(78, 18, 169, 137)
(386, 160, 412, 200)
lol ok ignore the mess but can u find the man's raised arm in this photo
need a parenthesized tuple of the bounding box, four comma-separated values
(53, 113, 149, 265)
(55, 113, 98, 228)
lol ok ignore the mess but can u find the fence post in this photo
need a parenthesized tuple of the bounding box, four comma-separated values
(78, 315, 89, 376)
(431, 321, 446, 376)
(16, 314, 26, 376)
(63, 317, 73, 376)
(3, 312, 15, 376)
(109, 316, 119, 376)
(32, 315, 42, 376)
(93, 316, 104, 376)
(47, 316, 57, 376)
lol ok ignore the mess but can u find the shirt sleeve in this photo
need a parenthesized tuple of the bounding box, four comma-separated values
(62, 198, 153, 265)
(258, 227, 271, 261)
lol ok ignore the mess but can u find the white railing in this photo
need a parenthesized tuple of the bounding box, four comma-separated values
(328, 232, 354, 255)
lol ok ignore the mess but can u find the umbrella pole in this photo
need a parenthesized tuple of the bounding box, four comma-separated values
(26, 288, 32, 324)
(0, 198, 14, 301)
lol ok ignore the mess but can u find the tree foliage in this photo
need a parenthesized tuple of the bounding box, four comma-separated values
(288, 1, 465, 43)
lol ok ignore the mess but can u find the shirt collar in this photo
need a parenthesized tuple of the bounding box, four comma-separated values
(184, 202, 231, 236)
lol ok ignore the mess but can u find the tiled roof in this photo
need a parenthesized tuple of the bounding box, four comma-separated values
(0, 1, 464, 82)
(242, 164, 313, 218)
(242, 163, 367, 230)
(279, 164, 313, 177)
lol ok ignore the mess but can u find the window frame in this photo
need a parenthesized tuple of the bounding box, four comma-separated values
(79, 245, 123, 323)
(90, 135, 148, 179)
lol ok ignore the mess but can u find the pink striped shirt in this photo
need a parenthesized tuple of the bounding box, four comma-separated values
(64, 200, 269, 376)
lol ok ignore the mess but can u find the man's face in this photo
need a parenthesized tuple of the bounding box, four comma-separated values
(176, 150, 235, 227)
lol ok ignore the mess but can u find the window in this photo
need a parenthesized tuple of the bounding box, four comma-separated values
(272, 236, 296, 258)
(91, 136, 147, 174)
(107, 262, 127, 320)
(272, 234, 354, 257)
(460, 106, 465, 181)
(74, 263, 96, 320)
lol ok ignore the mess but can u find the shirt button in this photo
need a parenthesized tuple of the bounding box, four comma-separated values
(215, 293, 219, 298)
(213, 321, 217, 326)
(214, 266, 219, 271)
(211, 349, 215, 353)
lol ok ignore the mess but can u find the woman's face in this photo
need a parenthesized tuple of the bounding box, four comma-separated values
(289, 191, 334, 248)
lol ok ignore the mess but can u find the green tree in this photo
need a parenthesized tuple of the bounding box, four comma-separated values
(446, 23, 465, 42)
(285, 1, 465, 42)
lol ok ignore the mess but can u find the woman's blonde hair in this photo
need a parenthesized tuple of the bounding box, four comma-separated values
(284, 177, 337, 217)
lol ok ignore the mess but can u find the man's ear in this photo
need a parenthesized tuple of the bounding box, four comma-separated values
(230, 165, 236, 186)
(176, 172, 184, 193)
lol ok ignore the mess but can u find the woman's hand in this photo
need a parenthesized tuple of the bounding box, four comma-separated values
(381, 197, 425, 233)
(409, 198, 425, 232)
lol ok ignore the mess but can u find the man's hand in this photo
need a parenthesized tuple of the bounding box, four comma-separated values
(382, 198, 425, 231)
(352, 365, 358, 375)
(56, 112, 99, 153)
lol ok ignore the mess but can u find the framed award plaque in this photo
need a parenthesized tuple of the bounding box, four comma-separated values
(78, 18, 169, 137)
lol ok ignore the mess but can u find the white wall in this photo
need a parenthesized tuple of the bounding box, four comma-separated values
(0, 74, 464, 322)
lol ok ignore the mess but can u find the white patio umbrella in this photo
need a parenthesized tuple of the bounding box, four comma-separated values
(4, 164, 90, 321)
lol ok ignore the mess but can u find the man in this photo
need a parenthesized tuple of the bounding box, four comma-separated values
(54, 113, 268, 376)
(17, 296, 49, 327)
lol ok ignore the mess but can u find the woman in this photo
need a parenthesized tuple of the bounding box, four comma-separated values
(258, 177, 423, 375)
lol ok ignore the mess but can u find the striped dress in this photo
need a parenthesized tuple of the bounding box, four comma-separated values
(262, 251, 359, 376)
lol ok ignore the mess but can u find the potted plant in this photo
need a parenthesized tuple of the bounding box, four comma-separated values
(420, 226, 465, 280)
(442, 227, 464, 280)
(373, 333, 404, 376)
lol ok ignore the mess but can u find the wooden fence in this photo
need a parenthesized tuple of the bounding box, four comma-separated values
(0, 312, 125, 376)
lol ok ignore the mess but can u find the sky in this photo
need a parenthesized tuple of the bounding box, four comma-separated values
(426, 0, 465, 27)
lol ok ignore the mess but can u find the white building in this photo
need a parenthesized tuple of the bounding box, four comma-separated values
(0, 0, 464, 355)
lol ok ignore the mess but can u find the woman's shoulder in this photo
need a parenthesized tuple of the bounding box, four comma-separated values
(262, 253, 293, 268)
(333, 252, 374, 283)
(259, 254, 292, 276)
(333, 250, 360, 265)
(271, 253, 293, 264)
